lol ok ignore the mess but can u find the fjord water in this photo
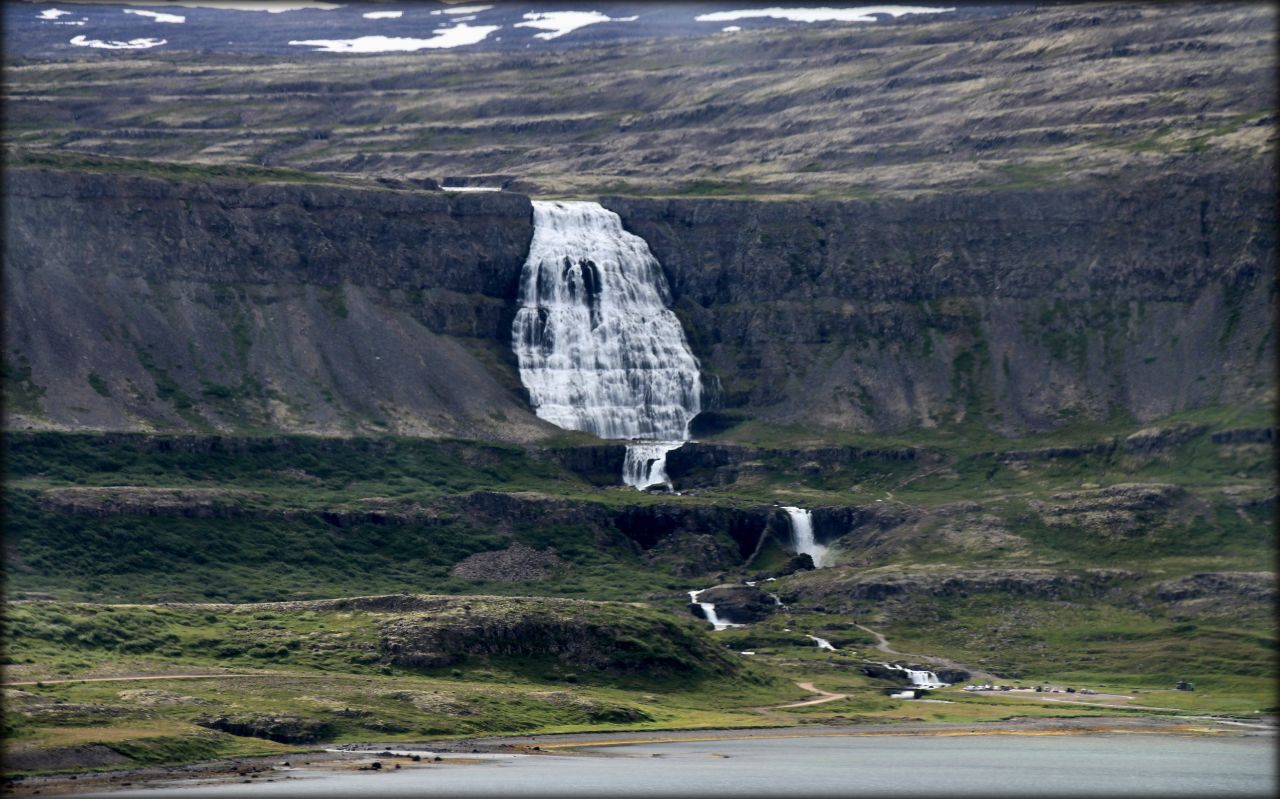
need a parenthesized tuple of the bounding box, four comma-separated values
(783, 506, 827, 566)
(511, 200, 701, 488)
(86, 734, 1275, 797)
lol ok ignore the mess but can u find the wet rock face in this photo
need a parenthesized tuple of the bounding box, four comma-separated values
(859, 664, 913, 683)
(544, 445, 628, 486)
(695, 584, 779, 624)
(934, 668, 971, 684)
(612, 504, 770, 558)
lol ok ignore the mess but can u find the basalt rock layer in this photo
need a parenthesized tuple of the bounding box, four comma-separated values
(608, 165, 1275, 433)
(4, 163, 1273, 438)
(3, 168, 547, 440)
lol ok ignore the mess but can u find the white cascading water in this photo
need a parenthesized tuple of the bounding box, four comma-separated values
(511, 200, 701, 489)
(782, 506, 828, 567)
(883, 663, 948, 689)
(807, 635, 836, 651)
(688, 589, 741, 631)
(622, 442, 683, 490)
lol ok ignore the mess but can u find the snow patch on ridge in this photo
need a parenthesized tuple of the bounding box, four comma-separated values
(695, 6, 953, 24)
(431, 5, 492, 14)
(124, 9, 186, 23)
(88, 1, 342, 12)
(70, 34, 166, 49)
(515, 11, 639, 40)
(289, 23, 500, 52)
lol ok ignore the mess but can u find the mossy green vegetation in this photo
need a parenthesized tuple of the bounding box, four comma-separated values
(3, 406, 1273, 775)
(13, 594, 1262, 778)
(834, 594, 1276, 714)
(2, 598, 797, 774)
(6, 148, 341, 187)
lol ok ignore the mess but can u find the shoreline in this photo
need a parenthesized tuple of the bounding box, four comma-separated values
(9, 715, 1272, 797)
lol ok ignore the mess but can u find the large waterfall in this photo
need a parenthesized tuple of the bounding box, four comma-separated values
(783, 506, 828, 567)
(511, 200, 701, 489)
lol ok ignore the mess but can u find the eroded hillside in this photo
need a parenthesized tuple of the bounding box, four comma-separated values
(3, 4, 1274, 197)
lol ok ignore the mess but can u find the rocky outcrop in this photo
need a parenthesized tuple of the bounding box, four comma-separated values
(665, 442, 921, 488)
(374, 596, 740, 678)
(611, 503, 771, 557)
(450, 543, 562, 583)
(645, 531, 744, 578)
(1123, 424, 1208, 453)
(37, 486, 266, 519)
(2, 745, 130, 772)
(1151, 572, 1276, 602)
(692, 584, 779, 624)
(194, 713, 333, 744)
(1211, 427, 1275, 444)
(1033, 483, 1191, 537)
(542, 445, 627, 486)
(859, 664, 914, 684)
(786, 568, 1142, 604)
(995, 442, 1116, 461)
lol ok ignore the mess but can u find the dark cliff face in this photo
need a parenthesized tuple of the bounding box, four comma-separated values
(607, 165, 1276, 433)
(5, 164, 1273, 439)
(4, 168, 550, 439)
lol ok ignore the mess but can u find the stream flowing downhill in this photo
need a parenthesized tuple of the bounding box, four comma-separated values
(687, 589, 742, 631)
(783, 506, 827, 567)
(511, 200, 701, 489)
(884, 662, 949, 689)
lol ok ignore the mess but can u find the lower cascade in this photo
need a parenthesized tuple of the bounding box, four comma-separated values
(783, 506, 828, 567)
(688, 589, 742, 631)
(884, 663, 949, 689)
(511, 200, 702, 489)
(622, 441, 683, 490)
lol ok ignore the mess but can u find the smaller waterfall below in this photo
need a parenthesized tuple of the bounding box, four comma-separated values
(807, 635, 836, 651)
(883, 662, 948, 689)
(688, 589, 742, 631)
(623, 441, 683, 490)
(783, 506, 828, 567)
